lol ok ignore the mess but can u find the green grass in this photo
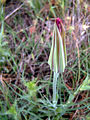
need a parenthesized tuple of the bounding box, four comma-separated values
(0, 0, 90, 120)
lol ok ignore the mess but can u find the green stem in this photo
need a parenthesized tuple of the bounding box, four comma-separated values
(0, 5, 4, 45)
(53, 72, 59, 107)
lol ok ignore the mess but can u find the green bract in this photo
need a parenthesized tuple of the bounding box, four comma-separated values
(48, 22, 67, 73)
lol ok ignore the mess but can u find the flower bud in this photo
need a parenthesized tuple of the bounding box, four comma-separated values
(48, 18, 67, 73)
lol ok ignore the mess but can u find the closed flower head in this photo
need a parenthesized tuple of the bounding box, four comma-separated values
(48, 18, 67, 73)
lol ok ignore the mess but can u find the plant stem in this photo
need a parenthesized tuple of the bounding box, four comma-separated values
(53, 72, 59, 107)
(0, 5, 4, 45)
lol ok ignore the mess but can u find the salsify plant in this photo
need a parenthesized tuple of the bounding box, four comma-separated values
(48, 17, 90, 110)
(48, 18, 67, 107)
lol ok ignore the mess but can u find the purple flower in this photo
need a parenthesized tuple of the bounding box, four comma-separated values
(56, 18, 63, 32)
(48, 18, 67, 73)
